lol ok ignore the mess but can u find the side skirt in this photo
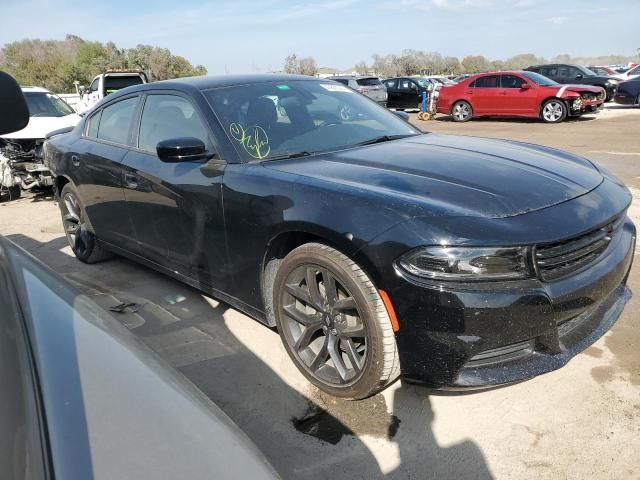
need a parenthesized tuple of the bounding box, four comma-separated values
(97, 239, 272, 327)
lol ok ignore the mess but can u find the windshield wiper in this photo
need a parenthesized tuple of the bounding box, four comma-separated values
(263, 151, 312, 161)
(355, 134, 418, 147)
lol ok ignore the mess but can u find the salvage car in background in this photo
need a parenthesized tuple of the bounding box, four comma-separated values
(614, 77, 640, 106)
(524, 64, 618, 101)
(46, 74, 634, 399)
(0, 87, 80, 200)
(437, 71, 605, 122)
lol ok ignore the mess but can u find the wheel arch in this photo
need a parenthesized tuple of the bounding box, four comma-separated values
(450, 98, 472, 114)
(260, 228, 383, 327)
(54, 174, 72, 199)
(540, 96, 568, 113)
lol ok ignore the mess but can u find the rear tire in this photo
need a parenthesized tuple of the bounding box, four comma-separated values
(273, 243, 400, 399)
(8, 185, 21, 200)
(541, 99, 567, 123)
(451, 101, 472, 122)
(59, 183, 112, 263)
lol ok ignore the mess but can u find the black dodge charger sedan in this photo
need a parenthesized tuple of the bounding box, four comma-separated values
(45, 74, 635, 399)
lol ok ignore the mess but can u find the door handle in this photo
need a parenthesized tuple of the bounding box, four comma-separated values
(71, 155, 80, 167)
(124, 173, 139, 189)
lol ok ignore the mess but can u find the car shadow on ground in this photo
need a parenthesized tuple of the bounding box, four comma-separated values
(8, 231, 493, 480)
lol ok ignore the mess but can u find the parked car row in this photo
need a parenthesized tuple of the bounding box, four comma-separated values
(328, 61, 637, 124)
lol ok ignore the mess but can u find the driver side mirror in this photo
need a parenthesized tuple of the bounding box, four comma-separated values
(157, 137, 213, 163)
(79, 85, 86, 95)
(521, 83, 532, 90)
(0, 71, 29, 135)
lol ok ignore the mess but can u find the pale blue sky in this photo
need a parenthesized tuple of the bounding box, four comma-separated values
(2, 0, 638, 74)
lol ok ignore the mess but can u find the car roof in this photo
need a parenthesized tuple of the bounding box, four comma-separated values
(153, 74, 319, 90)
(329, 75, 378, 80)
(21, 86, 50, 93)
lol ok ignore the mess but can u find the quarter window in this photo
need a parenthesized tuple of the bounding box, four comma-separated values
(384, 79, 398, 89)
(85, 111, 101, 138)
(96, 97, 138, 145)
(138, 95, 209, 154)
(500, 75, 526, 88)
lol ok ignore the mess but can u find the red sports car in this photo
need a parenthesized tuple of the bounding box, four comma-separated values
(436, 71, 605, 123)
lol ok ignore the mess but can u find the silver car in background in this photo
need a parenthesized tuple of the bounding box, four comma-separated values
(330, 75, 388, 106)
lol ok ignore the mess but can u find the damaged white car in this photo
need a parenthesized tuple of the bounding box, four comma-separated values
(0, 87, 80, 200)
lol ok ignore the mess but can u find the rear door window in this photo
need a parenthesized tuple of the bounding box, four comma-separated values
(384, 79, 398, 89)
(96, 96, 138, 145)
(541, 67, 558, 77)
(399, 79, 416, 90)
(138, 94, 210, 154)
(471, 75, 499, 88)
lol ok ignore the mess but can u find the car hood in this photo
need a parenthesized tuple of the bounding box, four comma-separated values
(266, 134, 603, 219)
(545, 84, 605, 95)
(1, 114, 81, 139)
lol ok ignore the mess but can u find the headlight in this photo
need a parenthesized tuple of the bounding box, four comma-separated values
(607, 79, 618, 85)
(397, 246, 531, 281)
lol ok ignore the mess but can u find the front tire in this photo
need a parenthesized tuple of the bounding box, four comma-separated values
(273, 243, 400, 399)
(59, 183, 111, 263)
(541, 99, 567, 123)
(451, 100, 472, 122)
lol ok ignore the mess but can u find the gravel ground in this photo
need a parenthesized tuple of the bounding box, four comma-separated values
(1, 103, 638, 479)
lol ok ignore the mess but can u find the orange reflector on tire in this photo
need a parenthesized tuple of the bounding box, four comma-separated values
(378, 290, 399, 332)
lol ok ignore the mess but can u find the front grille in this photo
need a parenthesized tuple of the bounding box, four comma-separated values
(535, 216, 623, 281)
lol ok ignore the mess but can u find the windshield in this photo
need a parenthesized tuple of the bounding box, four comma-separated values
(414, 78, 432, 88)
(24, 92, 75, 118)
(522, 71, 559, 86)
(204, 80, 419, 161)
(579, 65, 598, 76)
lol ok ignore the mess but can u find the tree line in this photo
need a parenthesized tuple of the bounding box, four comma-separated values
(0, 35, 207, 93)
(284, 50, 638, 77)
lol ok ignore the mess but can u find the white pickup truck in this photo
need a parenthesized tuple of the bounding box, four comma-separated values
(78, 70, 147, 113)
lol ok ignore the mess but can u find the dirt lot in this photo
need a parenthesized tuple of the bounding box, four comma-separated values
(2, 104, 639, 479)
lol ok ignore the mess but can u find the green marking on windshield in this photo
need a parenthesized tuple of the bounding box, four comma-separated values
(276, 85, 290, 90)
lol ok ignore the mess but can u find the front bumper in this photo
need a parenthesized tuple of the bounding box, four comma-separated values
(390, 217, 635, 389)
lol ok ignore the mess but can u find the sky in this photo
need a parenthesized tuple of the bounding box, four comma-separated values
(1, 0, 639, 74)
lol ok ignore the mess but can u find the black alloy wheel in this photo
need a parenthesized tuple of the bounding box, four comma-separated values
(59, 183, 111, 263)
(273, 243, 400, 399)
(280, 263, 367, 386)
